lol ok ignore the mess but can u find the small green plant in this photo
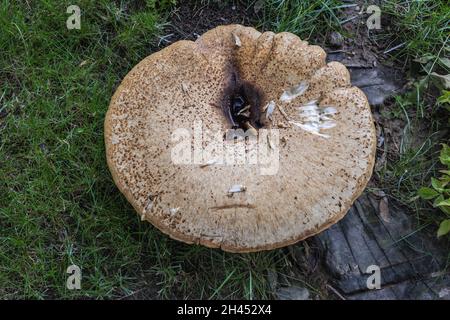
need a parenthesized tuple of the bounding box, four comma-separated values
(418, 144, 450, 237)
(438, 90, 450, 114)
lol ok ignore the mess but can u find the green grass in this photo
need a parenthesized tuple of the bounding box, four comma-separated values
(255, 0, 345, 40)
(374, 95, 446, 211)
(380, 0, 449, 64)
(0, 0, 170, 299)
(371, 0, 449, 234)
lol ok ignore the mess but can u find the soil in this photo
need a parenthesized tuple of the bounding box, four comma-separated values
(162, 1, 257, 44)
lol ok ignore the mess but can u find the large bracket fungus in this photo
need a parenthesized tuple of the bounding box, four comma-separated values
(105, 25, 376, 252)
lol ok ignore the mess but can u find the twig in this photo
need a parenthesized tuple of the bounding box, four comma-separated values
(334, 3, 359, 9)
(383, 42, 406, 54)
(340, 15, 358, 25)
(277, 104, 291, 122)
(158, 33, 174, 46)
(326, 284, 346, 300)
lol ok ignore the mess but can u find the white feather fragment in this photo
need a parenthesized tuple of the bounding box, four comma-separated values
(319, 121, 336, 129)
(322, 106, 337, 115)
(233, 33, 242, 47)
(280, 81, 309, 102)
(228, 184, 246, 194)
(265, 100, 276, 120)
(290, 121, 330, 138)
(200, 159, 217, 168)
(303, 100, 318, 107)
(291, 102, 337, 137)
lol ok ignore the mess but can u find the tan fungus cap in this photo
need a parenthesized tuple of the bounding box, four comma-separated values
(104, 25, 376, 252)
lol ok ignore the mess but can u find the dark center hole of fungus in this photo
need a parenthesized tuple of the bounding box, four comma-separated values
(223, 73, 264, 131)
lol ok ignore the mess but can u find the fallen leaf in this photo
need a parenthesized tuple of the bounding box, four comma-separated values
(437, 219, 450, 237)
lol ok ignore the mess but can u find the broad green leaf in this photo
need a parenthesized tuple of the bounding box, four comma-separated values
(437, 219, 450, 237)
(437, 198, 450, 207)
(418, 187, 439, 200)
(437, 90, 450, 105)
(431, 177, 445, 192)
(440, 206, 450, 215)
(440, 175, 450, 187)
(433, 195, 445, 207)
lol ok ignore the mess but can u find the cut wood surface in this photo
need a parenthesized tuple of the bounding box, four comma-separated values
(314, 193, 450, 299)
